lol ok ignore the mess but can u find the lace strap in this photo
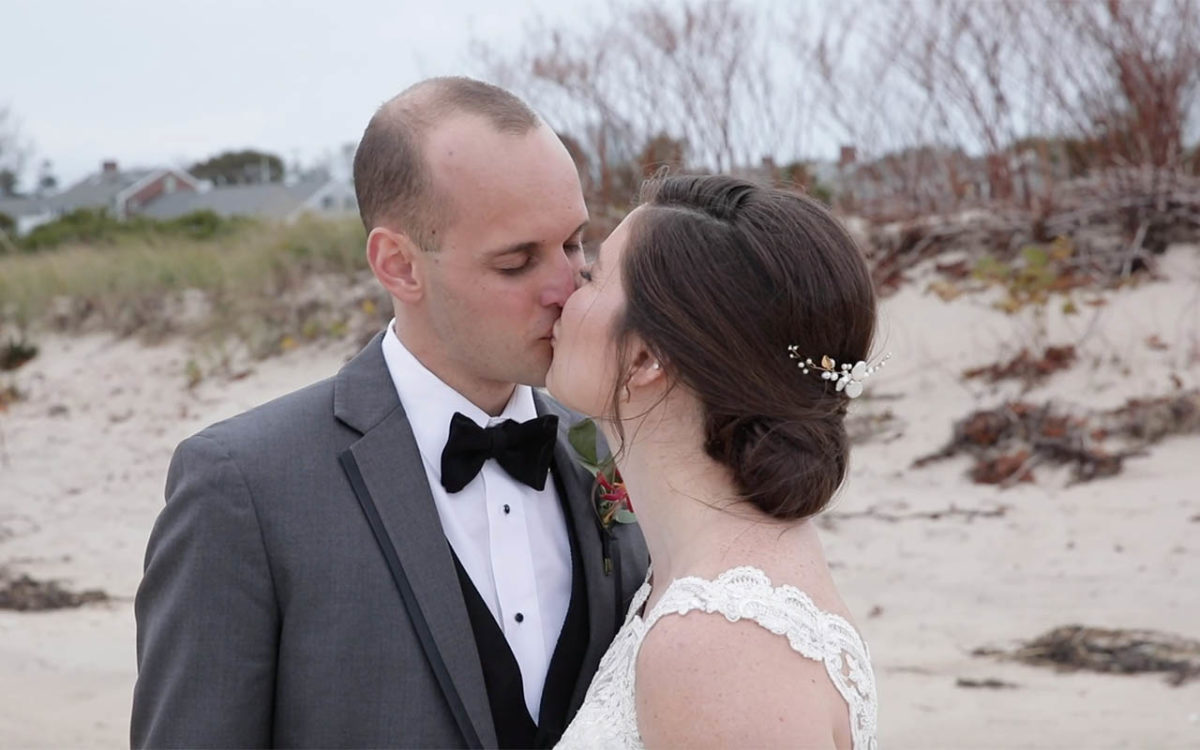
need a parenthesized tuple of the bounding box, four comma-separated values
(623, 574, 654, 627)
(643, 568, 834, 656)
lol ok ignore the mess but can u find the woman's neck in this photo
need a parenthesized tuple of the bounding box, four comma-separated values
(605, 412, 805, 591)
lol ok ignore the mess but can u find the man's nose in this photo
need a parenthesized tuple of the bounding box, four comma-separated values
(540, 250, 577, 308)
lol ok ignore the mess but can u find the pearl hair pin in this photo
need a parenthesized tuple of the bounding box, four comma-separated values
(787, 346, 891, 399)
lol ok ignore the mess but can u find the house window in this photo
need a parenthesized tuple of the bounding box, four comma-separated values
(321, 195, 334, 210)
(164, 175, 177, 194)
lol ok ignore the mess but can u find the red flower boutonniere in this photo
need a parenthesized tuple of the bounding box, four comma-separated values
(567, 419, 637, 532)
(595, 471, 635, 527)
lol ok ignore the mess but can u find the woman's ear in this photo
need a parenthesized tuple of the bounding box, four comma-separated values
(367, 227, 424, 303)
(627, 340, 666, 390)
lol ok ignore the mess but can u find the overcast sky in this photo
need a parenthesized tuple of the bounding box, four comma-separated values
(2, 0, 602, 187)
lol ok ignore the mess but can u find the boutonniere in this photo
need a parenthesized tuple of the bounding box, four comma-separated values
(568, 418, 637, 529)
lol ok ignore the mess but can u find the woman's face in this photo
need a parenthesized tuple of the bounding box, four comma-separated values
(546, 208, 640, 417)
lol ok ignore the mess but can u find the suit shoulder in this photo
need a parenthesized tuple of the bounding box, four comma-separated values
(166, 375, 355, 513)
(187, 375, 340, 455)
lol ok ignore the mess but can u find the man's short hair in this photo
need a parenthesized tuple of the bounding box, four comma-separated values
(353, 77, 541, 250)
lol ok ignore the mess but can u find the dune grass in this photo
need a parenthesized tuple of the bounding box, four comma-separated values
(0, 217, 373, 348)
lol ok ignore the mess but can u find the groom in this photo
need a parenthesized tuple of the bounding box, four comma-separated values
(131, 77, 648, 748)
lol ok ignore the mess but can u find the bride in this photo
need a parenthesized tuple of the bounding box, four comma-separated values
(547, 174, 879, 749)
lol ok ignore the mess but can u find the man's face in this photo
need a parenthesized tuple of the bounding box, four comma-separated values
(412, 116, 589, 394)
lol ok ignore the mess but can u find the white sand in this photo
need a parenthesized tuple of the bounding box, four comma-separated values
(0, 336, 350, 747)
(1, 245, 1198, 748)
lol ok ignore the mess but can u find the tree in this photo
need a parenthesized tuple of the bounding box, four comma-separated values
(636, 132, 688, 178)
(1036, 0, 1200, 170)
(797, 0, 1200, 213)
(475, 0, 1200, 223)
(0, 212, 17, 255)
(189, 149, 285, 185)
(0, 106, 31, 198)
(35, 159, 57, 195)
(474, 0, 805, 201)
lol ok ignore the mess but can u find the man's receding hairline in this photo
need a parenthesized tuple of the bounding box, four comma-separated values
(355, 77, 546, 245)
(381, 81, 546, 199)
(379, 78, 543, 141)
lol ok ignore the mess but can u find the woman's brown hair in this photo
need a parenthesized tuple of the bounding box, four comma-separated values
(612, 174, 877, 520)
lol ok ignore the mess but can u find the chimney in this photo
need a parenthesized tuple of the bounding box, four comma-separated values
(838, 146, 857, 168)
(102, 160, 119, 176)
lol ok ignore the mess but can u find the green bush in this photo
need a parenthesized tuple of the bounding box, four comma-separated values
(20, 208, 126, 250)
(164, 210, 253, 240)
(18, 208, 254, 252)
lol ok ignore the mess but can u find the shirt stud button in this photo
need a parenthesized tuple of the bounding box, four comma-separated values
(514, 612, 524, 623)
(503, 504, 511, 514)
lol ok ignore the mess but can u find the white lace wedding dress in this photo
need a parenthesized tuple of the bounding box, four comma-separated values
(556, 566, 878, 749)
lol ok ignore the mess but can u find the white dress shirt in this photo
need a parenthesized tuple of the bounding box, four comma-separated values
(381, 322, 573, 723)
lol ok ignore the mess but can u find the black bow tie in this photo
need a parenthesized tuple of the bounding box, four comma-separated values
(440, 412, 559, 493)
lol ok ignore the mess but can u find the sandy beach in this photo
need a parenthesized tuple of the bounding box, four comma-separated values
(1, 245, 1198, 748)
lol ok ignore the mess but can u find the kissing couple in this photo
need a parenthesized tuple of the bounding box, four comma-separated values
(132, 77, 878, 749)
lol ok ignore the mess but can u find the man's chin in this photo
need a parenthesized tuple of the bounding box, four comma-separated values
(517, 342, 553, 387)
(521, 365, 550, 389)
(502, 367, 549, 390)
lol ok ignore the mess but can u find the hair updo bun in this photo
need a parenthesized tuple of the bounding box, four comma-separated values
(612, 175, 877, 520)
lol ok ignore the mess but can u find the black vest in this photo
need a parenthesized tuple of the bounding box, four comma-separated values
(450, 467, 590, 749)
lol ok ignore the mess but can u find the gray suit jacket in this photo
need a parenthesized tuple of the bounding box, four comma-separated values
(132, 333, 649, 748)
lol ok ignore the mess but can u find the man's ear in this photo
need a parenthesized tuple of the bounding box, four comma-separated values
(366, 227, 424, 303)
(627, 339, 666, 390)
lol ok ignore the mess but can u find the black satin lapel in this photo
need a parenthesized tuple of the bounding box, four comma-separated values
(344, 408, 498, 749)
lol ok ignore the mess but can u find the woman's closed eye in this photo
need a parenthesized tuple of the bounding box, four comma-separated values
(577, 265, 594, 283)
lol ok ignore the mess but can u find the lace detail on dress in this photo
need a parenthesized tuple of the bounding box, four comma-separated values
(555, 566, 878, 750)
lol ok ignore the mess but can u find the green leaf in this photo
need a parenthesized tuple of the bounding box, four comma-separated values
(568, 419, 600, 465)
(614, 509, 638, 524)
(576, 459, 603, 476)
(972, 255, 1009, 283)
(1021, 245, 1049, 269)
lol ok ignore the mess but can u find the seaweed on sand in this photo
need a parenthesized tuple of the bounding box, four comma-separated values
(0, 572, 109, 611)
(914, 390, 1200, 485)
(975, 625, 1200, 687)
